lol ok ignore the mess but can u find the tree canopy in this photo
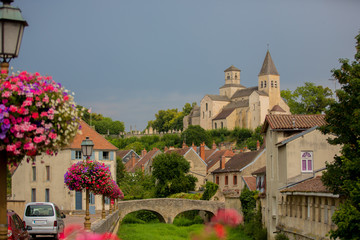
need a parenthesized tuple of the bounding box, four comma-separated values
(181, 125, 212, 147)
(320, 32, 360, 239)
(281, 82, 334, 114)
(152, 152, 197, 197)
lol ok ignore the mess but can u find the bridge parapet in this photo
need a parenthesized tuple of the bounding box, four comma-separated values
(118, 198, 225, 223)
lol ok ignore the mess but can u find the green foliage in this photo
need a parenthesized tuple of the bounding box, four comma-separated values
(168, 192, 202, 200)
(152, 152, 197, 197)
(118, 170, 155, 200)
(275, 233, 289, 240)
(121, 214, 146, 224)
(240, 203, 267, 240)
(201, 182, 219, 200)
(125, 141, 145, 154)
(319, 32, 360, 239)
(173, 215, 203, 226)
(161, 134, 182, 148)
(181, 125, 212, 146)
(116, 157, 126, 186)
(281, 82, 334, 114)
(239, 187, 257, 222)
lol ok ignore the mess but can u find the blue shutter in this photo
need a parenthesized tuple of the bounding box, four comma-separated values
(90, 151, 95, 160)
(99, 151, 103, 160)
(71, 151, 75, 160)
(110, 151, 114, 161)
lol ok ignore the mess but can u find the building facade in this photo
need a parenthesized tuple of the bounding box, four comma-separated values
(184, 51, 290, 131)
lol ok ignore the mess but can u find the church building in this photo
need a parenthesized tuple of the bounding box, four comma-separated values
(183, 51, 290, 130)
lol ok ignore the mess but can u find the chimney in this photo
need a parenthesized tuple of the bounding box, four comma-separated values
(212, 141, 217, 150)
(221, 155, 226, 169)
(164, 146, 168, 152)
(200, 142, 205, 160)
(141, 148, 147, 158)
(131, 153, 136, 167)
(192, 142, 196, 152)
(141, 164, 144, 172)
(256, 140, 260, 150)
(220, 143, 224, 150)
(182, 141, 187, 149)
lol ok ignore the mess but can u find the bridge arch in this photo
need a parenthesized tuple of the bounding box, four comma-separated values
(118, 198, 225, 224)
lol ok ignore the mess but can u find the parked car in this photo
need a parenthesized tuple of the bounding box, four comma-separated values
(7, 209, 30, 240)
(23, 202, 65, 239)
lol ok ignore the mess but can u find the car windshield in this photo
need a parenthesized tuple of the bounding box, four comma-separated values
(25, 205, 54, 217)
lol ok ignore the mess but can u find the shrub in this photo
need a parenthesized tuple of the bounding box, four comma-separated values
(201, 182, 219, 200)
(168, 192, 202, 200)
(173, 217, 193, 226)
(275, 233, 289, 240)
(134, 210, 159, 223)
(121, 215, 145, 224)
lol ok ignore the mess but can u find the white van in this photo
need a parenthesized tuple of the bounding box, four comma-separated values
(23, 202, 65, 239)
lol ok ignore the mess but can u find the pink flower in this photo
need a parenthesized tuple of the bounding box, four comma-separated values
(6, 144, 17, 152)
(2, 91, 11, 98)
(32, 112, 39, 119)
(211, 209, 243, 227)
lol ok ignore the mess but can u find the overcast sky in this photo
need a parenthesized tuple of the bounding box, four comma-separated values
(10, 0, 360, 131)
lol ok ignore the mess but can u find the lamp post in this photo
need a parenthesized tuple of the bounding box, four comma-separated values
(81, 137, 94, 231)
(0, 1, 27, 239)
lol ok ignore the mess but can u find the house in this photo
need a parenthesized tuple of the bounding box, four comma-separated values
(212, 147, 266, 210)
(278, 176, 340, 239)
(262, 114, 342, 240)
(183, 50, 290, 131)
(116, 149, 140, 164)
(12, 120, 118, 213)
(126, 148, 162, 174)
(252, 166, 266, 224)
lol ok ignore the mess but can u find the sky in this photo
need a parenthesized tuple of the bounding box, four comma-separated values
(10, 0, 360, 131)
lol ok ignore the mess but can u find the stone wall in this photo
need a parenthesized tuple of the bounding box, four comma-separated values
(91, 210, 119, 233)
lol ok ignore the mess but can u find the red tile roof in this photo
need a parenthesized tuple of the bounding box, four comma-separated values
(165, 147, 191, 156)
(262, 114, 326, 132)
(242, 176, 257, 191)
(270, 105, 286, 112)
(206, 150, 235, 170)
(68, 120, 118, 150)
(130, 149, 161, 173)
(116, 150, 132, 159)
(281, 176, 331, 193)
(252, 166, 266, 175)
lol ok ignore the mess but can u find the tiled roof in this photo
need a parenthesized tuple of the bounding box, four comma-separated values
(258, 50, 279, 76)
(242, 176, 257, 191)
(224, 65, 241, 72)
(262, 114, 326, 132)
(165, 148, 190, 156)
(205, 149, 217, 160)
(231, 86, 258, 99)
(212, 108, 235, 120)
(68, 120, 118, 150)
(219, 84, 246, 89)
(8, 165, 18, 176)
(224, 100, 249, 109)
(206, 95, 230, 102)
(252, 166, 266, 175)
(116, 150, 132, 159)
(256, 90, 268, 96)
(130, 149, 162, 172)
(281, 176, 331, 193)
(270, 105, 286, 112)
(212, 148, 263, 173)
(206, 150, 234, 170)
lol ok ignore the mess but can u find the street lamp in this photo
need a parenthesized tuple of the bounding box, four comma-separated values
(81, 137, 94, 230)
(0, 1, 26, 239)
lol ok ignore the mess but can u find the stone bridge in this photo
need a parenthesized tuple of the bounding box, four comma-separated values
(118, 198, 225, 223)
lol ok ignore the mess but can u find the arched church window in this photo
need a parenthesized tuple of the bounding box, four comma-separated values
(206, 103, 208, 111)
(275, 81, 278, 88)
(261, 81, 263, 88)
(264, 81, 267, 87)
(271, 81, 274, 87)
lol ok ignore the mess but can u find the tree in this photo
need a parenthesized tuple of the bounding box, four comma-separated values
(181, 125, 212, 146)
(320, 32, 360, 239)
(118, 170, 155, 200)
(116, 157, 126, 186)
(152, 152, 197, 197)
(281, 82, 334, 114)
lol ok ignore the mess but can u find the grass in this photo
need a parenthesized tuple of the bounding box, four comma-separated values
(118, 223, 203, 240)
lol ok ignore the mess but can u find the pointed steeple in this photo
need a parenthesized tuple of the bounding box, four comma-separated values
(258, 50, 279, 76)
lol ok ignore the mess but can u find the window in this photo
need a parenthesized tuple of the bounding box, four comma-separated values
(102, 151, 109, 160)
(46, 166, 50, 181)
(216, 176, 219, 185)
(264, 81, 267, 87)
(275, 81, 278, 88)
(32, 166, 36, 181)
(206, 103, 208, 111)
(214, 123, 217, 129)
(261, 81, 263, 88)
(221, 122, 223, 128)
(45, 189, 50, 202)
(31, 188, 36, 202)
(209, 111, 211, 117)
(75, 151, 82, 159)
(203, 112, 205, 119)
(105, 197, 110, 205)
(225, 176, 228, 185)
(271, 81, 274, 87)
(301, 151, 313, 172)
(235, 74, 237, 79)
(233, 175, 237, 185)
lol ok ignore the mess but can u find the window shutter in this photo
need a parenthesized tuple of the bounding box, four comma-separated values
(110, 151, 114, 161)
(99, 151, 103, 160)
(71, 151, 75, 160)
(90, 151, 95, 160)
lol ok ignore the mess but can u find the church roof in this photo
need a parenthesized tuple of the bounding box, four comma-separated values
(258, 50, 279, 76)
(231, 86, 258, 99)
(270, 105, 286, 112)
(189, 105, 200, 117)
(224, 65, 241, 72)
(206, 94, 230, 101)
(219, 83, 246, 89)
(225, 100, 249, 109)
(212, 108, 235, 120)
(256, 90, 268, 96)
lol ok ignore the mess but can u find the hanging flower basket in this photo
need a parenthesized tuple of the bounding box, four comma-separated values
(0, 71, 82, 164)
(64, 160, 112, 192)
(101, 179, 124, 200)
